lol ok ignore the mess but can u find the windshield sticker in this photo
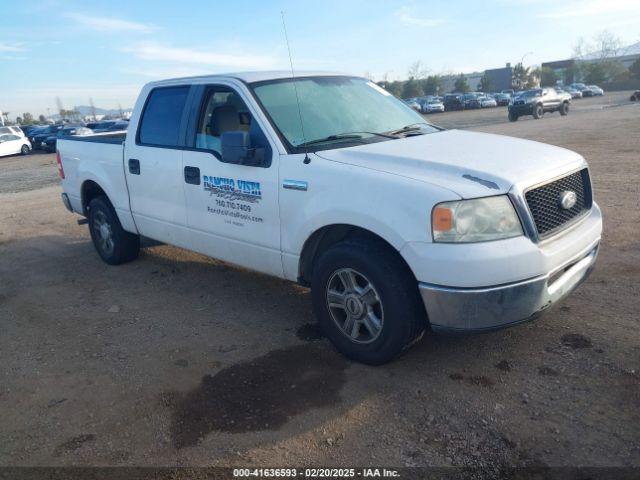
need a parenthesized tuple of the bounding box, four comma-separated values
(367, 81, 391, 96)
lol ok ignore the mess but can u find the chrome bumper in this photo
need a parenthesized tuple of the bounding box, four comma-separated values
(419, 242, 599, 333)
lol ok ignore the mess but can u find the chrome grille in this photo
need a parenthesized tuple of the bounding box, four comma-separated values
(525, 169, 591, 239)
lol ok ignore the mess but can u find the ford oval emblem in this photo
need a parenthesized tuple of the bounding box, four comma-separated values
(559, 191, 577, 210)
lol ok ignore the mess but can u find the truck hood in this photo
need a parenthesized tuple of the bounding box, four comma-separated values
(315, 129, 586, 198)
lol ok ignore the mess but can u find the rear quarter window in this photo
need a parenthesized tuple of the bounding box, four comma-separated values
(138, 86, 189, 147)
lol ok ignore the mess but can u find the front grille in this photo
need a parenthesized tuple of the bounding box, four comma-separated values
(525, 168, 592, 239)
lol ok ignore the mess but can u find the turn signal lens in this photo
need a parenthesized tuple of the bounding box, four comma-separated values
(432, 206, 453, 231)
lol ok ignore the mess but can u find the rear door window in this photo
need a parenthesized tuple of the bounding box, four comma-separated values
(138, 86, 189, 147)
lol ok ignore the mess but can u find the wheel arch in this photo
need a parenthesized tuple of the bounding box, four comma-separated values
(297, 224, 417, 287)
(81, 179, 109, 215)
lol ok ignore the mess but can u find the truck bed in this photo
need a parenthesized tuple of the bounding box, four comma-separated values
(57, 134, 132, 226)
(62, 132, 126, 144)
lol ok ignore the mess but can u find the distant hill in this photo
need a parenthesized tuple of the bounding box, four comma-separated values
(73, 105, 133, 117)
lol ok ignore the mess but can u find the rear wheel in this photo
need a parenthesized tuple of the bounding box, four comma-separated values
(88, 196, 140, 265)
(559, 101, 569, 116)
(508, 111, 519, 122)
(20, 144, 30, 155)
(532, 104, 544, 119)
(311, 238, 426, 365)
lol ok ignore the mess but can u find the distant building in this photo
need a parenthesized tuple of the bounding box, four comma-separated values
(542, 41, 640, 84)
(541, 59, 577, 85)
(484, 64, 514, 92)
(441, 71, 483, 93)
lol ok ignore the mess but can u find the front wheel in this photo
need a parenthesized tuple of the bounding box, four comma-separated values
(311, 239, 426, 365)
(532, 104, 544, 119)
(20, 145, 30, 155)
(559, 102, 569, 116)
(508, 111, 519, 122)
(88, 196, 140, 265)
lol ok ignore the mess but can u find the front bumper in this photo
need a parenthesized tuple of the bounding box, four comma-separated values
(419, 242, 599, 333)
(509, 103, 535, 115)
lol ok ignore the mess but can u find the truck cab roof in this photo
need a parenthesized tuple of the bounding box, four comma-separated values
(147, 71, 350, 87)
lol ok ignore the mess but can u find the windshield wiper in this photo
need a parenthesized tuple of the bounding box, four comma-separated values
(386, 123, 430, 136)
(297, 131, 396, 148)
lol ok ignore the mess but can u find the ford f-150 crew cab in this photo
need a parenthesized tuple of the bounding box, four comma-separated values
(57, 72, 602, 365)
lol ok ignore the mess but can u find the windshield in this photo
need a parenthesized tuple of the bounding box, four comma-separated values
(521, 90, 542, 97)
(251, 76, 438, 152)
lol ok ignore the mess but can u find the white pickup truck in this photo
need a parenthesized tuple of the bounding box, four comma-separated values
(58, 72, 602, 364)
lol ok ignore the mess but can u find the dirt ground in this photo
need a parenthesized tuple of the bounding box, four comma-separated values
(1, 92, 639, 472)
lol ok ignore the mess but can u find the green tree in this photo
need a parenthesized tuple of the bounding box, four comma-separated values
(22, 112, 34, 124)
(479, 73, 493, 92)
(16, 116, 23, 125)
(538, 67, 558, 87)
(38, 114, 47, 123)
(583, 62, 607, 84)
(453, 74, 470, 93)
(512, 62, 532, 89)
(384, 80, 404, 98)
(421, 75, 443, 95)
(402, 78, 423, 98)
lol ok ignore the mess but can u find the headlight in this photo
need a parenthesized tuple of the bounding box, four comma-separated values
(432, 195, 523, 243)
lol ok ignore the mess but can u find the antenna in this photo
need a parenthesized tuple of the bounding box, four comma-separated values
(281, 11, 310, 164)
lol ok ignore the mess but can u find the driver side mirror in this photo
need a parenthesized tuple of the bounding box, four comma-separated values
(221, 131, 264, 166)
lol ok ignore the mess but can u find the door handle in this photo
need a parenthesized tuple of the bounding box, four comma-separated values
(184, 166, 200, 185)
(283, 179, 308, 191)
(128, 158, 140, 175)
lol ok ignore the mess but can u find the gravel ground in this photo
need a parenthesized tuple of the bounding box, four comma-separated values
(0, 91, 638, 472)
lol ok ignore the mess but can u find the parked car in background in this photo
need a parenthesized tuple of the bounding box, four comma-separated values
(443, 93, 465, 111)
(501, 89, 515, 95)
(31, 124, 65, 149)
(570, 83, 594, 97)
(0, 133, 31, 157)
(463, 92, 484, 109)
(44, 126, 94, 153)
(404, 99, 422, 112)
(104, 121, 129, 132)
(90, 121, 119, 133)
(508, 88, 570, 121)
(19, 125, 43, 137)
(587, 85, 604, 96)
(557, 86, 582, 99)
(493, 92, 511, 106)
(422, 98, 445, 113)
(479, 95, 497, 108)
(0, 126, 26, 137)
(630, 90, 640, 101)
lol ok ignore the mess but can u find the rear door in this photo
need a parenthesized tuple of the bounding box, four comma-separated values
(180, 82, 283, 277)
(124, 85, 192, 248)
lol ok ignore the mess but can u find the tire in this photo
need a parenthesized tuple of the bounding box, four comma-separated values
(311, 238, 426, 365)
(508, 111, 518, 122)
(532, 104, 544, 119)
(559, 101, 569, 116)
(88, 196, 140, 265)
(20, 145, 30, 155)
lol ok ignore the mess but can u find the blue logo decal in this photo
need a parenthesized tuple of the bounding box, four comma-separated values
(203, 176, 262, 203)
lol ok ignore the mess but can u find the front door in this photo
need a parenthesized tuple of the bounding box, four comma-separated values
(125, 85, 191, 248)
(181, 83, 282, 277)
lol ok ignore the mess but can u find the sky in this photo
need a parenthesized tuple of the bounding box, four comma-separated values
(1, 0, 639, 117)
